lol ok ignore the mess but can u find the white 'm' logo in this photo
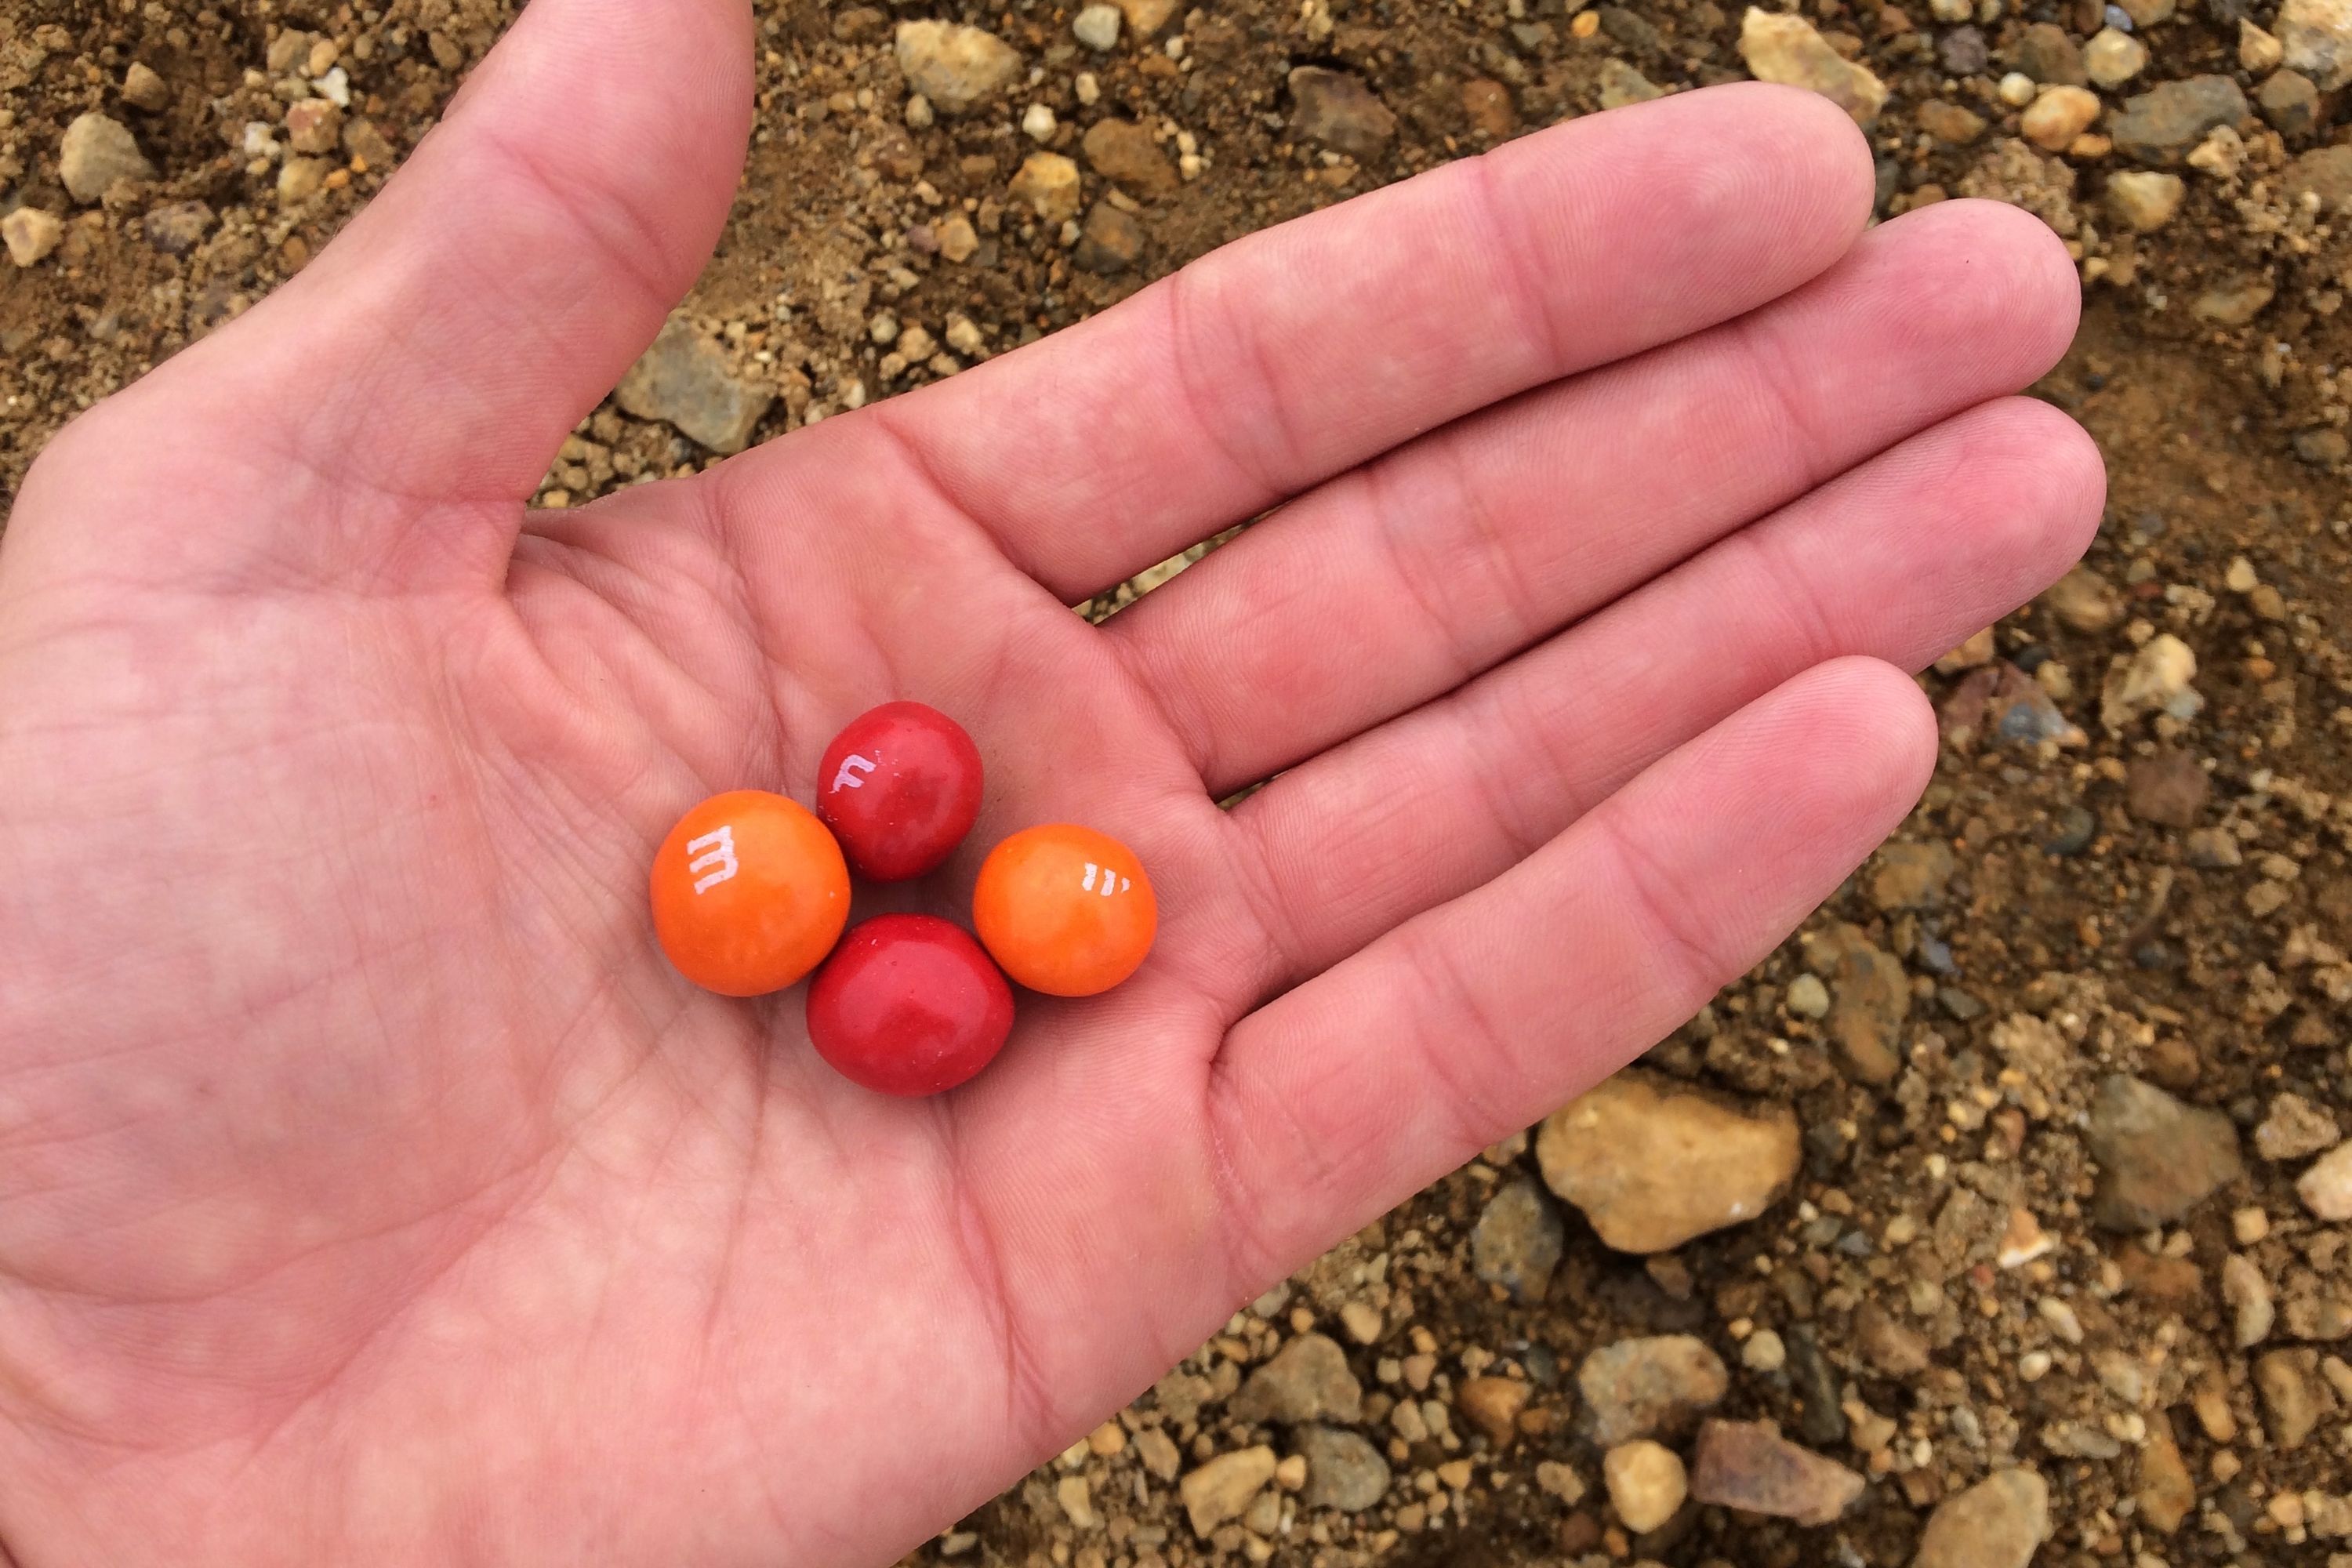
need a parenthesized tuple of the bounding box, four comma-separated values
(831, 755, 877, 793)
(687, 826, 739, 894)
(1080, 862, 1131, 898)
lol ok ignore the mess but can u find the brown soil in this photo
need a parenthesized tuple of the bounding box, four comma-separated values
(4, 1, 2350, 1566)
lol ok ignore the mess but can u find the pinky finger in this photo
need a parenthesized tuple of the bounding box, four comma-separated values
(1204, 657, 1936, 1279)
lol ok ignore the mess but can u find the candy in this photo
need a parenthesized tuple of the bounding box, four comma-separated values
(816, 701, 985, 882)
(651, 789, 851, 996)
(972, 824, 1156, 997)
(807, 914, 1015, 1096)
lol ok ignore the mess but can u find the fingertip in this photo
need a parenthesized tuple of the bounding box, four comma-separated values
(1671, 82, 1878, 283)
(1711, 80, 1881, 228)
(1834, 200, 2080, 396)
(1636, 81, 1878, 243)
(1922, 198, 2083, 372)
(1508, 82, 1875, 284)
(1779, 655, 1940, 821)
(1993, 395, 2109, 568)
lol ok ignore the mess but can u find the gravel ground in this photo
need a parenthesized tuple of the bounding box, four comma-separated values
(3, 0, 2350, 1564)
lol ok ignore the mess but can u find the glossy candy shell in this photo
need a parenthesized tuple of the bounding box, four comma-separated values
(971, 824, 1156, 997)
(807, 915, 1016, 1096)
(651, 789, 851, 996)
(815, 702, 985, 882)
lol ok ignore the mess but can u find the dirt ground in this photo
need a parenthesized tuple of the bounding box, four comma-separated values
(4, 0, 2350, 1564)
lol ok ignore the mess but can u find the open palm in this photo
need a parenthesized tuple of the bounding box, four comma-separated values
(0, 3, 2102, 1563)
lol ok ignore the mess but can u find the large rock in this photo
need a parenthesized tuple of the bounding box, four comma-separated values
(1229, 1333, 1361, 1425)
(1472, 1177, 1566, 1302)
(1738, 8, 1887, 122)
(60, 111, 154, 203)
(1288, 67, 1396, 162)
(1180, 1446, 1276, 1536)
(1543, 1067, 1797, 1250)
(615, 319, 774, 456)
(2084, 1074, 2244, 1230)
(1689, 1420, 1864, 1526)
(1293, 1427, 1389, 1512)
(2107, 76, 2248, 162)
(2279, 0, 2352, 89)
(1538, 1069, 1800, 1250)
(1915, 1469, 2050, 1568)
(894, 21, 1022, 113)
(1578, 1335, 1728, 1446)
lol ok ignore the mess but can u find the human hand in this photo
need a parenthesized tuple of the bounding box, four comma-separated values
(0, 2, 2101, 1563)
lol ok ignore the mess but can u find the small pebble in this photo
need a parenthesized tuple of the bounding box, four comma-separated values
(2045, 804, 2096, 856)
(2299, 1143, 2352, 1220)
(2255, 1092, 2340, 1160)
(1339, 1301, 1384, 1345)
(1603, 1441, 1687, 1534)
(59, 111, 154, 203)
(2, 207, 64, 267)
(122, 60, 169, 112)
(2085, 27, 2147, 85)
(1688, 1420, 1864, 1525)
(1074, 3, 1124, 49)
(1784, 974, 1830, 1019)
(2241, 18, 2285, 70)
(2222, 1253, 2275, 1346)
(1915, 1470, 2050, 1568)
(2021, 85, 2100, 151)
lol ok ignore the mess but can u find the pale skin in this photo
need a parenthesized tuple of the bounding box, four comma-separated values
(0, 2, 2103, 1562)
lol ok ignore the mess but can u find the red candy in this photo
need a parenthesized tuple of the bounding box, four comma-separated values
(815, 702, 985, 882)
(806, 915, 1015, 1097)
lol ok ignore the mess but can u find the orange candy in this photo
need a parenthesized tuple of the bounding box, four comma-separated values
(972, 824, 1156, 997)
(651, 790, 851, 996)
